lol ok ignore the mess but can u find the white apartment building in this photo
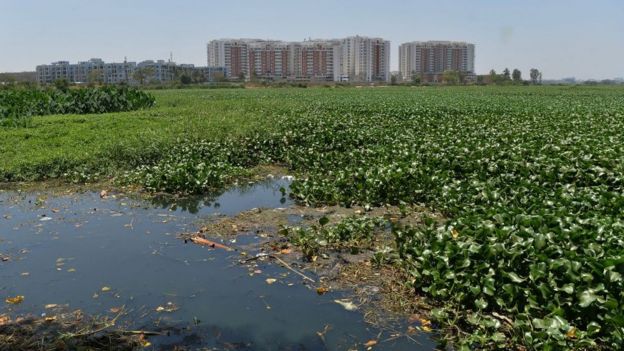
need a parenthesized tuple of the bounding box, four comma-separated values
(136, 60, 177, 82)
(36, 59, 135, 85)
(207, 36, 391, 83)
(207, 39, 256, 79)
(339, 36, 391, 82)
(36, 58, 215, 85)
(399, 41, 475, 82)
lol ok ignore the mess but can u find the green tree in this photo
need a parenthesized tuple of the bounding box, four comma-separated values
(442, 70, 460, 85)
(390, 74, 398, 85)
(87, 69, 103, 86)
(530, 68, 541, 84)
(53, 79, 70, 92)
(411, 71, 421, 85)
(489, 69, 498, 84)
(512, 69, 522, 83)
(133, 67, 155, 85)
(0, 74, 17, 86)
(180, 74, 192, 85)
(191, 70, 205, 83)
(503, 68, 511, 81)
(212, 71, 227, 82)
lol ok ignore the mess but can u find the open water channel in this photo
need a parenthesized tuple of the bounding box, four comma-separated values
(0, 180, 435, 350)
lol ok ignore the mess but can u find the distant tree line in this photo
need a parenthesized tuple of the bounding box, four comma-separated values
(389, 68, 548, 87)
(476, 68, 543, 85)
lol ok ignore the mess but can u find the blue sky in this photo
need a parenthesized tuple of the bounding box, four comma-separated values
(1, 0, 622, 79)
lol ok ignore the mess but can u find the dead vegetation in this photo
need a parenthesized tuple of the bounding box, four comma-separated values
(0, 307, 154, 351)
(182, 202, 444, 337)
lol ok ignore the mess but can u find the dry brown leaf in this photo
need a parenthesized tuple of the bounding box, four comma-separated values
(155, 302, 179, 313)
(408, 314, 421, 323)
(280, 248, 292, 254)
(0, 314, 10, 326)
(364, 339, 378, 348)
(110, 307, 122, 313)
(451, 228, 460, 239)
(265, 278, 277, 285)
(316, 287, 330, 295)
(5, 295, 24, 304)
(334, 299, 357, 311)
(44, 304, 58, 309)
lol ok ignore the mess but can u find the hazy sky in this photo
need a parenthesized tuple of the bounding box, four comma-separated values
(1, 0, 622, 79)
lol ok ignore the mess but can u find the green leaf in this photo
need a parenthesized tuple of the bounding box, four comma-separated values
(507, 272, 526, 283)
(578, 289, 598, 308)
(319, 216, 329, 226)
(475, 298, 488, 310)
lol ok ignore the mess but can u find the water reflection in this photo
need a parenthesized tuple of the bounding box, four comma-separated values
(0, 181, 435, 350)
(147, 179, 291, 214)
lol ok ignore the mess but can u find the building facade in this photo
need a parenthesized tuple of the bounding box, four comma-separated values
(399, 41, 475, 82)
(36, 59, 222, 85)
(207, 36, 391, 83)
(248, 41, 291, 80)
(290, 40, 342, 81)
(207, 39, 255, 80)
(36, 59, 136, 85)
(339, 36, 391, 82)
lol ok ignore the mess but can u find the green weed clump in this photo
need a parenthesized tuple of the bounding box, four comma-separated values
(122, 87, 624, 349)
(123, 139, 263, 193)
(280, 216, 387, 260)
(0, 86, 154, 126)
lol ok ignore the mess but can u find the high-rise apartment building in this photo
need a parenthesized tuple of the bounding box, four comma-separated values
(290, 40, 342, 81)
(339, 36, 391, 82)
(207, 39, 254, 80)
(248, 41, 291, 80)
(399, 41, 475, 82)
(207, 36, 390, 82)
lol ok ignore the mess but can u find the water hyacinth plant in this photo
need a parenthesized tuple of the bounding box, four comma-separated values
(0, 86, 155, 127)
(3, 86, 623, 349)
(124, 87, 623, 349)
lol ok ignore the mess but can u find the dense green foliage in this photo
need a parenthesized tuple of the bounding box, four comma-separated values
(2, 86, 623, 349)
(0, 86, 154, 126)
(280, 216, 387, 260)
(123, 87, 624, 349)
(0, 89, 277, 181)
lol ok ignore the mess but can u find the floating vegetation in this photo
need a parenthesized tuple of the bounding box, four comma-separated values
(125, 87, 624, 349)
(0, 86, 155, 127)
(281, 216, 387, 260)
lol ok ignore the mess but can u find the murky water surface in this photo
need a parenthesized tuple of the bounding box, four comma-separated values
(0, 181, 434, 350)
